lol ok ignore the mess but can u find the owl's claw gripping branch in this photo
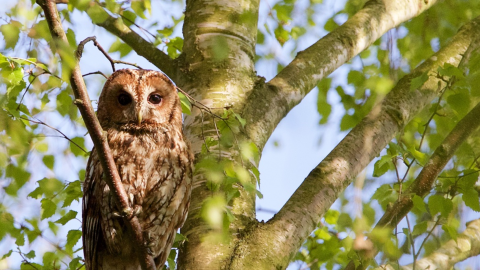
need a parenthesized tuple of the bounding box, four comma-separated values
(35, 0, 156, 269)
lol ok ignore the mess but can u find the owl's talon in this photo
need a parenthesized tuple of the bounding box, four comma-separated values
(111, 211, 122, 218)
(111, 205, 142, 219)
(132, 205, 142, 217)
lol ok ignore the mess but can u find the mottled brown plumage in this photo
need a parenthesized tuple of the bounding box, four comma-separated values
(82, 69, 193, 269)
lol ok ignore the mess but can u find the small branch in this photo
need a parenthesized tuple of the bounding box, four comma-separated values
(374, 219, 480, 270)
(77, 36, 143, 72)
(415, 217, 441, 260)
(231, 17, 480, 270)
(242, 0, 439, 149)
(19, 116, 88, 154)
(35, 0, 155, 269)
(344, 99, 480, 270)
(82, 71, 107, 79)
(92, 6, 176, 78)
(17, 71, 47, 110)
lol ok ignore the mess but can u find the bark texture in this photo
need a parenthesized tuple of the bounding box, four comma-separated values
(228, 18, 480, 269)
(76, 0, 480, 269)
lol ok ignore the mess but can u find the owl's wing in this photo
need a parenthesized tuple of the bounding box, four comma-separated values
(82, 153, 102, 270)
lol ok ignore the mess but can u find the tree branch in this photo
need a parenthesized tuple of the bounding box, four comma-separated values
(343, 36, 480, 270)
(230, 16, 480, 270)
(92, 7, 177, 80)
(35, 0, 155, 269)
(243, 0, 439, 148)
(375, 219, 480, 270)
(345, 101, 480, 270)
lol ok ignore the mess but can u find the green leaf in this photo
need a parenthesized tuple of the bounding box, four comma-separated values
(372, 184, 397, 208)
(1, 250, 13, 259)
(42, 155, 55, 170)
(339, 114, 357, 131)
(447, 93, 470, 116)
(324, 209, 339, 225)
(458, 171, 479, 192)
(166, 37, 183, 59)
(408, 147, 428, 166)
(274, 25, 289, 46)
(233, 112, 246, 128)
(324, 17, 338, 32)
(0, 21, 22, 49)
(412, 195, 427, 213)
(131, 0, 148, 19)
(167, 249, 177, 270)
(317, 78, 332, 124)
(240, 141, 260, 163)
(273, 3, 293, 23)
(462, 189, 480, 212)
(438, 63, 464, 79)
(41, 198, 57, 220)
(174, 233, 188, 244)
(86, 4, 109, 24)
(373, 155, 392, 177)
(69, 137, 86, 156)
(108, 39, 133, 58)
(28, 178, 64, 199)
(55, 210, 77, 225)
(66, 28, 77, 49)
(68, 257, 83, 270)
(178, 91, 191, 115)
(24, 250, 36, 259)
(63, 180, 83, 207)
(28, 20, 52, 42)
(201, 195, 226, 229)
(410, 72, 429, 91)
(56, 89, 73, 116)
(122, 10, 138, 27)
(347, 70, 364, 86)
(428, 195, 452, 217)
(412, 221, 428, 236)
(65, 230, 82, 252)
(442, 224, 458, 241)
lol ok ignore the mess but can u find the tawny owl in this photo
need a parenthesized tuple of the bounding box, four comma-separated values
(82, 69, 193, 269)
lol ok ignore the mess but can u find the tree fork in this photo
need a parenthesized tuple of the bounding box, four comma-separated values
(229, 15, 480, 270)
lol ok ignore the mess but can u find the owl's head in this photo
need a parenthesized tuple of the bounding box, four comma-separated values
(97, 69, 182, 131)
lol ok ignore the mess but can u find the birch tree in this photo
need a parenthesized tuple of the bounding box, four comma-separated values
(1, 0, 480, 269)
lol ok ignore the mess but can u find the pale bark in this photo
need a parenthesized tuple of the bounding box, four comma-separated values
(243, 0, 438, 149)
(177, 0, 260, 268)
(229, 18, 480, 270)
(376, 219, 480, 270)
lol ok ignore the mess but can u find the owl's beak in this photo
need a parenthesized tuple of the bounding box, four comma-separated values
(137, 111, 142, 125)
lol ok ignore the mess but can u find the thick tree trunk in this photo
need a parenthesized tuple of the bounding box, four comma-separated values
(177, 0, 260, 269)
(90, 0, 480, 269)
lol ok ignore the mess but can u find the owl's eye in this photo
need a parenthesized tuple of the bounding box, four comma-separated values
(148, 94, 162, 104)
(118, 93, 132, 106)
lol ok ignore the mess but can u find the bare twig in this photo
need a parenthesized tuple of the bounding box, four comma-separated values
(19, 116, 88, 153)
(17, 71, 47, 110)
(83, 71, 108, 79)
(119, 14, 156, 39)
(35, 0, 155, 269)
(77, 36, 143, 72)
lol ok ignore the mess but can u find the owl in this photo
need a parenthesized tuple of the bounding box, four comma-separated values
(82, 69, 193, 269)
